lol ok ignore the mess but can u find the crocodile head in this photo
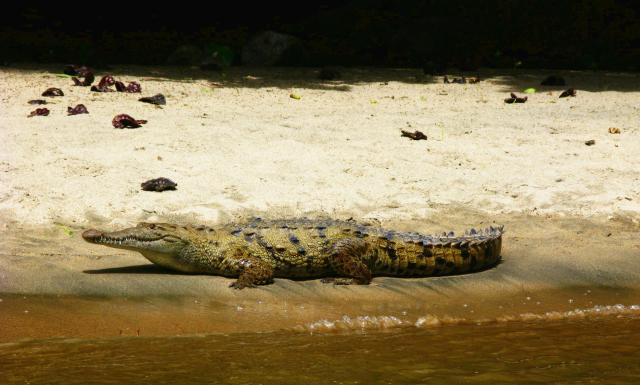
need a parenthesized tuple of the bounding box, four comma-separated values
(82, 223, 195, 267)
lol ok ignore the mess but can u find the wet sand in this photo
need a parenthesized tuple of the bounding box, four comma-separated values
(0, 66, 639, 341)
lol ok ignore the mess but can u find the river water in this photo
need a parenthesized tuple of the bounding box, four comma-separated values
(1, 310, 639, 384)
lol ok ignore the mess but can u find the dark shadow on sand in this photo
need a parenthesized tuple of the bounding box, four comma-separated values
(84, 264, 179, 275)
(6, 64, 639, 94)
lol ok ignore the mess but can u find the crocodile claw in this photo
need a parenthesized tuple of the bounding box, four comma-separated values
(320, 278, 354, 285)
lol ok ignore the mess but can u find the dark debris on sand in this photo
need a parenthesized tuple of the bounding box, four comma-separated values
(139, 94, 166, 105)
(67, 65, 95, 86)
(42, 88, 64, 97)
(92, 76, 141, 93)
(559, 88, 577, 98)
(504, 93, 528, 103)
(112, 114, 147, 128)
(28, 108, 50, 117)
(67, 104, 89, 115)
(401, 130, 428, 140)
(91, 75, 116, 92)
(141, 177, 177, 192)
(115, 81, 141, 93)
(444, 75, 480, 84)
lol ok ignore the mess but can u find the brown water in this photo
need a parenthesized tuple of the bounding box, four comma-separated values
(1, 313, 639, 385)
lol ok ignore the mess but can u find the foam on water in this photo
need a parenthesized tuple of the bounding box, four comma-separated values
(297, 304, 640, 332)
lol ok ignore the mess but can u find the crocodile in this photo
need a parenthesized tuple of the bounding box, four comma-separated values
(82, 219, 503, 289)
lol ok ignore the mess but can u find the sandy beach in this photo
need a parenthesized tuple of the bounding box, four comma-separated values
(0, 65, 639, 339)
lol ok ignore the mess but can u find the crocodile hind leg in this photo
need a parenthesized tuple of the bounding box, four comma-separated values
(228, 256, 274, 289)
(322, 238, 372, 285)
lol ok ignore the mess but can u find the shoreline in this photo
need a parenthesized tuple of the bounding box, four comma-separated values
(2, 288, 639, 342)
(1, 210, 639, 341)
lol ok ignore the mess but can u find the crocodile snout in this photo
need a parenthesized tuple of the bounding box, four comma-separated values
(82, 229, 103, 242)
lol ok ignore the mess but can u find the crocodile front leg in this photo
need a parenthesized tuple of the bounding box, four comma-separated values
(322, 238, 372, 285)
(228, 256, 274, 289)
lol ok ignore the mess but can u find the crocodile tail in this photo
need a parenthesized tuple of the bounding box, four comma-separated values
(458, 225, 504, 273)
(399, 225, 504, 277)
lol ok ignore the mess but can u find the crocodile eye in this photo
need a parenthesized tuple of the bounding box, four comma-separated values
(163, 235, 181, 243)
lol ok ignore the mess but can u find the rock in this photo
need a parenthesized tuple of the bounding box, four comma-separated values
(200, 44, 235, 71)
(167, 45, 203, 66)
(585, 140, 596, 146)
(241, 31, 303, 66)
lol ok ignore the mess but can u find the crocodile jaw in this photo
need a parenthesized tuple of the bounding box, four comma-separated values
(82, 227, 186, 257)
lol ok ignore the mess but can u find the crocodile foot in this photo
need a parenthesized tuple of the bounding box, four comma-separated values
(229, 280, 256, 290)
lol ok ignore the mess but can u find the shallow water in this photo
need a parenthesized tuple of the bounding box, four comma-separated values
(1, 314, 639, 384)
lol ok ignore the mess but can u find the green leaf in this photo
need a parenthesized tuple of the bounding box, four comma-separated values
(524, 88, 536, 94)
(55, 223, 75, 237)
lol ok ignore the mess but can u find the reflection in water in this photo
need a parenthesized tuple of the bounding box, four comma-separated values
(1, 314, 639, 384)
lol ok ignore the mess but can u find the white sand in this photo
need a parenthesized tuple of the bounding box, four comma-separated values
(1, 66, 638, 228)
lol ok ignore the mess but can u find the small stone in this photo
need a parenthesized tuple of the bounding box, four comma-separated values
(584, 140, 596, 146)
(608, 127, 621, 134)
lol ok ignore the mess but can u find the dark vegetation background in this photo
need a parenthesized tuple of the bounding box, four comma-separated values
(1, 0, 639, 70)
